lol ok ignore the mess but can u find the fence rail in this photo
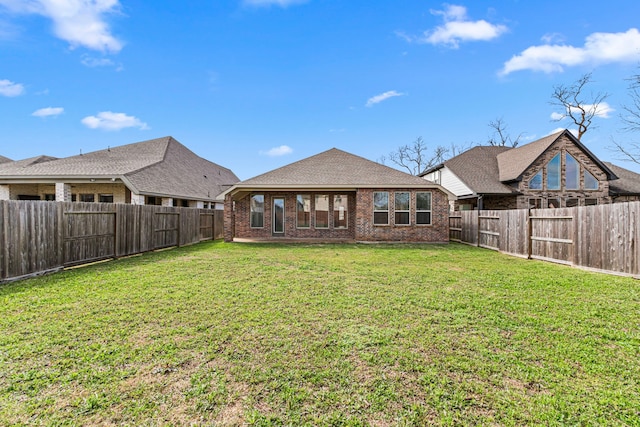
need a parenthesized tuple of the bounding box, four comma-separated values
(0, 201, 224, 282)
(449, 201, 640, 278)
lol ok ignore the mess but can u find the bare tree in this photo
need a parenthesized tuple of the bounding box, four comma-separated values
(612, 70, 640, 164)
(487, 117, 522, 147)
(385, 137, 471, 175)
(550, 72, 610, 140)
(387, 137, 430, 175)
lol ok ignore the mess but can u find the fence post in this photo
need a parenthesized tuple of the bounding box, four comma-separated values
(177, 208, 182, 247)
(476, 210, 481, 247)
(1, 201, 6, 280)
(527, 208, 532, 259)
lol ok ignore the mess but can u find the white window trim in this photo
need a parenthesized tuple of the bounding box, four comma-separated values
(296, 194, 311, 229)
(373, 191, 389, 226)
(250, 194, 264, 229)
(394, 192, 410, 226)
(416, 191, 432, 226)
(333, 194, 348, 229)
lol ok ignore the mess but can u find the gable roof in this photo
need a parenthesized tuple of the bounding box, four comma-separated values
(496, 131, 562, 182)
(497, 129, 616, 182)
(0, 137, 239, 202)
(605, 162, 640, 196)
(423, 129, 618, 196)
(436, 145, 516, 195)
(0, 155, 12, 164)
(221, 148, 450, 197)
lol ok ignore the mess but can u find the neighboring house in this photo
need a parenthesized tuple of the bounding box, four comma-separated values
(219, 148, 452, 242)
(0, 137, 239, 209)
(421, 129, 640, 210)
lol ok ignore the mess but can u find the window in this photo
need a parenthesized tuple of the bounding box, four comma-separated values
(529, 198, 542, 209)
(333, 195, 348, 229)
(565, 154, 580, 190)
(99, 194, 114, 203)
(584, 170, 599, 190)
(416, 192, 432, 225)
(250, 194, 264, 228)
(296, 195, 310, 228)
(566, 198, 579, 208)
(394, 192, 410, 225)
(547, 153, 561, 190)
(547, 198, 560, 208)
(585, 198, 598, 206)
(79, 193, 95, 202)
(44, 194, 56, 201)
(529, 170, 542, 190)
(373, 192, 389, 225)
(315, 195, 329, 228)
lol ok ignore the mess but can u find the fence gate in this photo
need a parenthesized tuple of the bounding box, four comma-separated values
(478, 214, 500, 250)
(529, 213, 574, 264)
(63, 209, 116, 266)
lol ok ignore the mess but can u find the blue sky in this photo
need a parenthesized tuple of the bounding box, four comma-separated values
(2, 0, 640, 179)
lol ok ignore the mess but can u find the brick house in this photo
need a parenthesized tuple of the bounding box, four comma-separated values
(421, 129, 640, 210)
(219, 148, 452, 242)
(0, 137, 239, 209)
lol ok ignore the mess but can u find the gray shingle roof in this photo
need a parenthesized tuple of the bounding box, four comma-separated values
(605, 162, 640, 196)
(442, 145, 516, 195)
(0, 155, 12, 164)
(0, 137, 168, 176)
(236, 148, 442, 187)
(0, 137, 239, 202)
(428, 130, 619, 196)
(496, 131, 562, 182)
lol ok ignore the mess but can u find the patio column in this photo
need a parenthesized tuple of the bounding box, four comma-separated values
(55, 182, 72, 202)
(0, 185, 9, 200)
(161, 197, 174, 207)
(130, 193, 145, 205)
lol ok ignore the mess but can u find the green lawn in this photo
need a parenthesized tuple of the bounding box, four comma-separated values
(1, 241, 638, 426)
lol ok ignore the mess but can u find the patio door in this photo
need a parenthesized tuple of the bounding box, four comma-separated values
(273, 197, 285, 235)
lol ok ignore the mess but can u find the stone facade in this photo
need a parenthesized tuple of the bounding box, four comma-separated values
(514, 134, 611, 209)
(225, 188, 450, 243)
(450, 134, 616, 211)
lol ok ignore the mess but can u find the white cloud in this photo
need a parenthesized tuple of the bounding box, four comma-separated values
(32, 106, 64, 117)
(0, 78, 24, 96)
(501, 28, 640, 75)
(551, 102, 614, 121)
(243, 0, 308, 7)
(81, 111, 149, 131)
(366, 90, 405, 107)
(0, 0, 123, 52)
(416, 4, 507, 48)
(261, 145, 293, 157)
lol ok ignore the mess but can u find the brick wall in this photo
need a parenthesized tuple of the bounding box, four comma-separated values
(354, 188, 449, 242)
(226, 188, 450, 243)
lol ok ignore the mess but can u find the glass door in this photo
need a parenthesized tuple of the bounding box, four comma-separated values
(273, 197, 285, 235)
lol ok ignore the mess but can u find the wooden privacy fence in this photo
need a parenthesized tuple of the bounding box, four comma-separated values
(450, 201, 640, 278)
(0, 201, 224, 282)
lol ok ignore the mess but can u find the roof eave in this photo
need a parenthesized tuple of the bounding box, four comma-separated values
(219, 182, 451, 200)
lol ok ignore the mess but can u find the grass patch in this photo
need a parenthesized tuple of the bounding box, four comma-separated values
(1, 241, 638, 425)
